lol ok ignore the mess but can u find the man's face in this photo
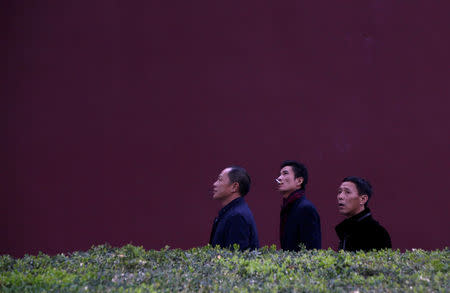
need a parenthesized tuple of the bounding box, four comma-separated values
(337, 181, 367, 217)
(212, 168, 236, 201)
(276, 166, 302, 194)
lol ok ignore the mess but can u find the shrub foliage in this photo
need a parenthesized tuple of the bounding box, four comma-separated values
(1, 244, 448, 292)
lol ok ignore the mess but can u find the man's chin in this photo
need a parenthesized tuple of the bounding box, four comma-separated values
(338, 210, 348, 217)
(213, 194, 224, 200)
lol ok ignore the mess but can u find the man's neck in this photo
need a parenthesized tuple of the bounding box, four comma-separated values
(346, 206, 366, 219)
(220, 193, 241, 207)
(281, 189, 299, 199)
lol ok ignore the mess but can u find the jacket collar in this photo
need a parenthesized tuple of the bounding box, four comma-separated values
(282, 189, 305, 208)
(335, 208, 372, 236)
(218, 197, 244, 218)
(349, 207, 372, 222)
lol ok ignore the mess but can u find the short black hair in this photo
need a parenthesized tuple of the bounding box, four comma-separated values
(342, 176, 372, 207)
(280, 160, 308, 190)
(227, 166, 251, 196)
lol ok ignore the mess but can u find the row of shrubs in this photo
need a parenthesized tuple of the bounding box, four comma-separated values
(1, 244, 448, 292)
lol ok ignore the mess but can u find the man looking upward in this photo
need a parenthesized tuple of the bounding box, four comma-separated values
(335, 176, 391, 251)
(276, 160, 321, 251)
(209, 166, 259, 250)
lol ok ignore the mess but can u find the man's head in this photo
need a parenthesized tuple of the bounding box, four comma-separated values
(213, 166, 251, 205)
(337, 176, 372, 218)
(276, 160, 308, 197)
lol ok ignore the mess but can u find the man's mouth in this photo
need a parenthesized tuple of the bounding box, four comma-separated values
(338, 203, 345, 207)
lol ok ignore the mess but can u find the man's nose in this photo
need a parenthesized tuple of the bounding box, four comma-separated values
(337, 192, 343, 200)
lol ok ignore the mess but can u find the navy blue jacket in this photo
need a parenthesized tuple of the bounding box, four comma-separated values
(280, 193, 321, 251)
(209, 197, 259, 250)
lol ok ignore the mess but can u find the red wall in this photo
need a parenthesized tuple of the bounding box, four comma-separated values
(4, 1, 450, 256)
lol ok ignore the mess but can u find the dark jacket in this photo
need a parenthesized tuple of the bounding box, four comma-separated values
(280, 190, 321, 251)
(209, 197, 259, 250)
(335, 208, 391, 252)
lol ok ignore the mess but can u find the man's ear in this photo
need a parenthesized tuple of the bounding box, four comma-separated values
(295, 177, 304, 189)
(231, 182, 240, 194)
(360, 194, 368, 206)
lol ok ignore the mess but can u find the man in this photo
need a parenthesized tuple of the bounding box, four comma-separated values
(209, 166, 259, 250)
(335, 176, 392, 251)
(276, 160, 321, 251)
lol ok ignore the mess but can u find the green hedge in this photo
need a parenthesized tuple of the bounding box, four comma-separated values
(1, 244, 448, 292)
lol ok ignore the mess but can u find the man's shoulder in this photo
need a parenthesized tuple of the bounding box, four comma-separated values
(289, 197, 320, 221)
(358, 215, 392, 248)
(293, 196, 318, 211)
(224, 200, 254, 220)
(361, 216, 390, 234)
(222, 210, 255, 228)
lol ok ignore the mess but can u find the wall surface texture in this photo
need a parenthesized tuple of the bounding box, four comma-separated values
(4, 1, 450, 256)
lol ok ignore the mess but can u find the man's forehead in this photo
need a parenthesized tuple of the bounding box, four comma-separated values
(220, 168, 232, 176)
(280, 166, 293, 172)
(340, 181, 357, 190)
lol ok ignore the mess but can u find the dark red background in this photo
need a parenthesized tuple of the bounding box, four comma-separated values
(3, 1, 450, 256)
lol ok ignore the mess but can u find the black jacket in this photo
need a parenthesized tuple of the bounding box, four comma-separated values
(209, 197, 259, 250)
(280, 192, 321, 251)
(335, 208, 391, 252)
